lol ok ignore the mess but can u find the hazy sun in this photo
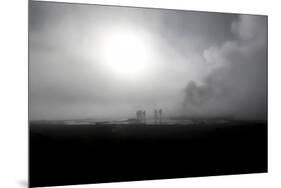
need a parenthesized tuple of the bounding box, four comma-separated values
(100, 27, 152, 78)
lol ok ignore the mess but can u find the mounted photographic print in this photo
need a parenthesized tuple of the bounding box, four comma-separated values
(29, 1, 268, 187)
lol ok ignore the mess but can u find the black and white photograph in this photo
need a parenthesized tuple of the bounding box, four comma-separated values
(29, 1, 267, 187)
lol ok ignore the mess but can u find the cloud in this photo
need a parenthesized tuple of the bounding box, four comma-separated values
(182, 15, 267, 120)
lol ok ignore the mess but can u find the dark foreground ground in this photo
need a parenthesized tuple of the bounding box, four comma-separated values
(29, 121, 267, 187)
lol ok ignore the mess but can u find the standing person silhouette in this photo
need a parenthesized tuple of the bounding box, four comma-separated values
(159, 109, 162, 124)
(136, 110, 141, 123)
(139, 110, 143, 123)
(154, 109, 158, 124)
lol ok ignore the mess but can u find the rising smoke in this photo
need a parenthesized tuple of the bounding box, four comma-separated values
(182, 15, 267, 120)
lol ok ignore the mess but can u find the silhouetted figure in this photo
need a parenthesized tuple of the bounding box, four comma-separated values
(159, 109, 162, 124)
(154, 109, 158, 124)
(136, 110, 141, 122)
(143, 111, 146, 123)
(137, 110, 146, 123)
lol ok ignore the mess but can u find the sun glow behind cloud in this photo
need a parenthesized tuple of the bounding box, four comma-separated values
(97, 25, 155, 80)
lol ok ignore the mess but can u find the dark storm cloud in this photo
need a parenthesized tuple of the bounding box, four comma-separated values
(29, 1, 267, 120)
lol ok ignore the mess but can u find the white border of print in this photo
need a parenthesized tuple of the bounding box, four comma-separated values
(1, 0, 280, 188)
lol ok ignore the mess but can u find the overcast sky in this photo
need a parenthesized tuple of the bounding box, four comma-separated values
(29, 1, 267, 120)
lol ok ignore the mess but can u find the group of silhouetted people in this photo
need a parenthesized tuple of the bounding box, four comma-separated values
(136, 109, 163, 124)
(154, 109, 162, 124)
(136, 110, 146, 123)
